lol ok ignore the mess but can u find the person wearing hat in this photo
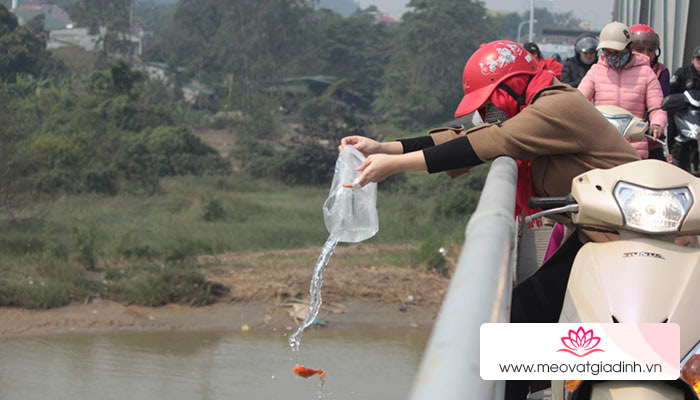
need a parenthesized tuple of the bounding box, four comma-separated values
(523, 41, 562, 79)
(338, 39, 639, 399)
(577, 21, 667, 159)
(668, 45, 700, 154)
(561, 33, 598, 88)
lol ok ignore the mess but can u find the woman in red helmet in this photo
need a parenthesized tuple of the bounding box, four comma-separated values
(339, 40, 639, 399)
(630, 24, 670, 96)
(630, 24, 671, 161)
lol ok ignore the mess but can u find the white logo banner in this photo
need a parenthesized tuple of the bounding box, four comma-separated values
(480, 323, 679, 380)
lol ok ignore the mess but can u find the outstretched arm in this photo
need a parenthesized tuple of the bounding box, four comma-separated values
(338, 136, 403, 157)
(342, 151, 427, 187)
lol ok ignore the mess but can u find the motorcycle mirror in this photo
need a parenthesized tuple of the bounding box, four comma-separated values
(661, 94, 687, 112)
(684, 89, 700, 107)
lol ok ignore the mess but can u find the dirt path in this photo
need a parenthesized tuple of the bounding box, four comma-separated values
(0, 244, 456, 338)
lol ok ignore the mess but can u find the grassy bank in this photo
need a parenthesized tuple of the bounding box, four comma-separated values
(0, 168, 484, 309)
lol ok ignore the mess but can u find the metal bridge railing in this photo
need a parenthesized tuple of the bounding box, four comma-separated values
(409, 156, 519, 400)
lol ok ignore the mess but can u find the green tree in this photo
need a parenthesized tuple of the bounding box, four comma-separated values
(27, 14, 46, 34)
(306, 9, 393, 101)
(0, 3, 17, 37)
(374, 0, 498, 129)
(150, 0, 317, 109)
(70, 0, 132, 58)
(0, 5, 57, 79)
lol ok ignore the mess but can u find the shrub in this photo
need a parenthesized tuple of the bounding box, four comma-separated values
(85, 166, 118, 195)
(202, 197, 226, 221)
(72, 224, 100, 271)
(271, 142, 336, 185)
(410, 235, 449, 277)
(299, 96, 368, 141)
(432, 183, 479, 219)
(108, 263, 227, 306)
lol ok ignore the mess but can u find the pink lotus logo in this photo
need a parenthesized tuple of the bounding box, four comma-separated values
(557, 327, 605, 357)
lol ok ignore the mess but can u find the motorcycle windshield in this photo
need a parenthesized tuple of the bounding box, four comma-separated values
(685, 89, 700, 107)
(675, 109, 700, 139)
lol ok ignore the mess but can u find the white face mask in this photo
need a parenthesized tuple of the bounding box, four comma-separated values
(472, 112, 484, 125)
(580, 53, 596, 65)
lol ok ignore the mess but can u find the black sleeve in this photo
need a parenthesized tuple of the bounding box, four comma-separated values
(397, 136, 435, 153)
(669, 67, 684, 94)
(422, 136, 483, 173)
(560, 62, 572, 85)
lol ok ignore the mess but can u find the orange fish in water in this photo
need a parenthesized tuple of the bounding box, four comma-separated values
(293, 364, 327, 380)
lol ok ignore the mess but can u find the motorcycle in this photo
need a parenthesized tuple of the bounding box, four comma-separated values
(519, 106, 700, 399)
(524, 159, 700, 399)
(597, 103, 668, 156)
(666, 90, 700, 175)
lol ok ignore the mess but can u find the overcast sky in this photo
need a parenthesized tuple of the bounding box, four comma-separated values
(355, 0, 615, 30)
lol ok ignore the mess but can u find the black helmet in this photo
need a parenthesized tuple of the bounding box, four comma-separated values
(523, 42, 541, 58)
(574, 33, 598, 54)
(694, 45, 700, 58)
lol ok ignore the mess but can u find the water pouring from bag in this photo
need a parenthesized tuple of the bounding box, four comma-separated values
(289, 145, 379, 358)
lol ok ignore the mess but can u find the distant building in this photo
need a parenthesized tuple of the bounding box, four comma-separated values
(48, 27, 100, 51)
(538, 43, 575, 59)
(142, 61, 185, 81)
(365, 8, 399, 25)
(374, 14, 398, 25)
(12, 2, 74, 31)
(49, 26, 146, 58)
(182, 80, 214, 107)
(317, 0, 359, 18)
(143, 61, 169, 81)
(142, 62, 212, 107)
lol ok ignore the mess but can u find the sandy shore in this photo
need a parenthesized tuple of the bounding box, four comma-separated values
(0, 244, 453, 338)
(0, 299, 441, 338)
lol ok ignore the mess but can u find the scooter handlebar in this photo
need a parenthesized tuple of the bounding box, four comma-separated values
(528, 195, 576, 210)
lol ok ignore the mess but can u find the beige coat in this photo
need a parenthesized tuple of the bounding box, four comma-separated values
(428, 80, 640, 198)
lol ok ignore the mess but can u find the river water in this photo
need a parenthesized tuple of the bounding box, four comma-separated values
(0, 328, 428, 400)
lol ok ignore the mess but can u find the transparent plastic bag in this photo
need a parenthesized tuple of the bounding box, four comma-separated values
(322, 145, 378, 243)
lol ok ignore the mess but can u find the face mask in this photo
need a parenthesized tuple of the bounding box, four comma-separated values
(580, 53, 596, 65)
(483, 104, 510, 123)
(605, 49, 631, 70)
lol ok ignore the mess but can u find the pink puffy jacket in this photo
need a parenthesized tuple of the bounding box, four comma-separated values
(578, 52, 667, 159)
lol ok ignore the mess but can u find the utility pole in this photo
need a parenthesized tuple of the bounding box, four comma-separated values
(11, 0, 18, 10)
(130, 0, 135, 32)
(529, 0, 534, 42)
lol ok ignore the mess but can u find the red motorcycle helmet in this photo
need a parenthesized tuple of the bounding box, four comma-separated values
(455, 41, 539, 118)
(630, 24, 661, 61)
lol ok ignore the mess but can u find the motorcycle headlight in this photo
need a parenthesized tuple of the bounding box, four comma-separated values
(613, 182, 693, 233)
(603, 115, 633, 135)
(681, 341, 700, 397)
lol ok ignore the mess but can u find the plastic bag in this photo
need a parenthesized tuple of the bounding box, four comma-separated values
(322, 145, 378, 243)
